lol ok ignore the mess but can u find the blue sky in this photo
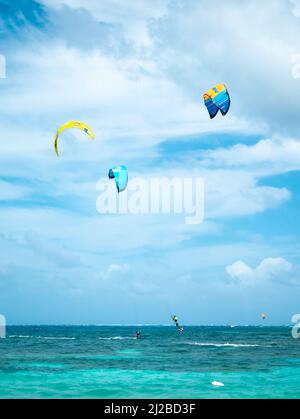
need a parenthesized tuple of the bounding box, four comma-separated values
(0, 0, 300, 325)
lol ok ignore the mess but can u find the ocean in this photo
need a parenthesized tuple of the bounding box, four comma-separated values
(0, 325, 299, 399)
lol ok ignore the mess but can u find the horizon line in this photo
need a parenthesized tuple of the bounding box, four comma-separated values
(4, 323, 293, 327)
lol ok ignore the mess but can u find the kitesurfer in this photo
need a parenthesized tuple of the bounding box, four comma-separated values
(172, 315, 183, 332)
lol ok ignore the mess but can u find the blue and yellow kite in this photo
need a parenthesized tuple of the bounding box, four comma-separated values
(203, 83, 230, 119)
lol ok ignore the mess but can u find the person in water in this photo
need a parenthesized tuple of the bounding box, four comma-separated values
(136, 329, 141, 339)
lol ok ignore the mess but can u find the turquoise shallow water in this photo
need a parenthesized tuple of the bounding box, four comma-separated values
(0, 326, 300, 398)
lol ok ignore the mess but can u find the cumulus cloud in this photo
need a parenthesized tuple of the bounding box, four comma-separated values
(204, 170, 291, 219)
(226, 257, 293, 286)
(201, 137, 300, 176)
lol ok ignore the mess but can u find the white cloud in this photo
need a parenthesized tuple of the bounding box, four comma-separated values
(149, 0, 300, 135)
(98, 263, 129, 280)
(39, 0, 169, 47)
(0, 1, 292, 227)
(39, 0, 168, 22)
(201, 137, 300, 176)
(226, 257, 293, 286)
(204, 170, 291, 219)
(25, 232, 82, 268)
(11, 0, 300, 140)
(92, 263, 161, 295)
(2, 43, 244, 155)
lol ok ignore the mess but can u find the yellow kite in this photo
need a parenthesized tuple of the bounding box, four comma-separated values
(54, 120, 95, 157)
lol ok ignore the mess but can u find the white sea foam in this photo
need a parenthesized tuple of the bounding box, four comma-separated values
(98, 336, 136, 340)
(36, 336, 75, 340)
(186, 342, 260, 348)
(9, 335, 31, 338)
(9, 335, 75, 340)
